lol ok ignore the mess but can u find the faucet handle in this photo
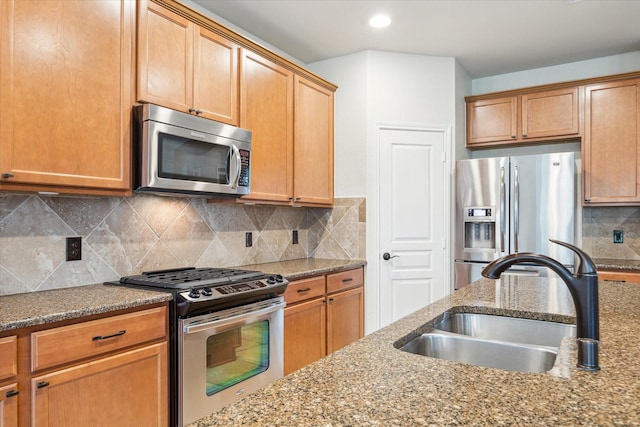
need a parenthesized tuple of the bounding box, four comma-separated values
(549, 239, 597, 275)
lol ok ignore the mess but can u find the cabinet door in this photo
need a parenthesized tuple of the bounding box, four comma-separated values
(0, 0, 133, 194)
(31, 343, 168, 427)
(284, 298, 326, 375)
(137, 0, 193, 111)
(193, 26, 239, 125)
(0, 336, 17, 382)
(241, 50, 294, 203)
(521, 87, 580, 139)
(326, 286, 364, 354)
(0, 383, 18, 427)
(598, 270, 640, 283)
(293, 76, 334, 206)
(584, 79, 640, 205)
(466, 96, 518, 145)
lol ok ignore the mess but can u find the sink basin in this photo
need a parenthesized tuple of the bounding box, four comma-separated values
(400, 332, 558, 373)
(433, 313, 576, 348)
(398, 312, 576, 373)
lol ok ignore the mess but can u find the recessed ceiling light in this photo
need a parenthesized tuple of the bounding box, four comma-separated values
(369, 14, 391, 28)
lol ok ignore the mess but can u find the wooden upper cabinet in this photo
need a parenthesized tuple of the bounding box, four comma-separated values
(0, 0, 134, 195)
(583, 79, 640, 205)
(137, 0, 239, 125)
(466, 96, 518, 145)
(293, 76, 335, 206)
(521, 87, 580, 139)
(466, 87, 580, 148)
(240, 50, 294, 204)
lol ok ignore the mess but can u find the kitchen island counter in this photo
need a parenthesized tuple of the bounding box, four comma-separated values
(188, 276, 640, 426)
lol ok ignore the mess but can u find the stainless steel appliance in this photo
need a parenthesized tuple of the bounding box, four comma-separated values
(454, 152, 576, 289)
(107, 267, 288, 427)
(133, 104, 252, 198)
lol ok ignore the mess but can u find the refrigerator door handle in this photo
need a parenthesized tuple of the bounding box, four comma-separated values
(499, 166, 506, 254)
(514, 165, 520, 253)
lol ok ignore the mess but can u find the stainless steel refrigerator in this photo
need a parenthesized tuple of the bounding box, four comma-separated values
(454, 152, 576, 289)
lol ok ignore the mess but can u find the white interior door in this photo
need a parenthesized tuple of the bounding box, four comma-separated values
(378, 126, 449, 327)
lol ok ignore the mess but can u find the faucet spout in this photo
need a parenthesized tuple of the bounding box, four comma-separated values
(481, 240, 600, 371)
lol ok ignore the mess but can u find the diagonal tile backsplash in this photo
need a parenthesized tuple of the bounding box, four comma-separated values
(0, 194, 365, 295)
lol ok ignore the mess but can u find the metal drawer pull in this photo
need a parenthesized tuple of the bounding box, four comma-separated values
(92, 330, 126, 341)
(5, 389, 19, 398)
(1, 173, 14, 179)
(37, 381, 50, 389)
(297, 287, 311, 293)
(342, 278, 353, 283)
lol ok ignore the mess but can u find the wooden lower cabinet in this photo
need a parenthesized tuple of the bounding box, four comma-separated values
(283, 268, 364, 375)
(31, 343, 167, 427)
(1, 304, 168, 427)
(598, 270, 640, 283)
(0, 336, 18, 427)
(327, 286, 364, 354)
(284, 298, 326, 375)
(0, 383, 18, 427)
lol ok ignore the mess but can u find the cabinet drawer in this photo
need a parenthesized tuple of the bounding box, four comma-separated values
(284, 276, 325, 304)
(31, 306, 167, 371)
(327, 268, 364, 294)
(0, 336, 17, 380)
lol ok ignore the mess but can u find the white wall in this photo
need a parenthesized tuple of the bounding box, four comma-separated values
(309, 51, 465, 333)
(472, 50, 640, 95)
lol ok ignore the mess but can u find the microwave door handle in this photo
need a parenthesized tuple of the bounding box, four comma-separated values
(230, 144, 241, 189)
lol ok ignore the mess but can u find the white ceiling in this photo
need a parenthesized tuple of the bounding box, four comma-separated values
(191, 0, 640, 79)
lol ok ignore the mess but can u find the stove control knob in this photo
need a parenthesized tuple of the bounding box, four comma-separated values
(201, 287, 212, 296)
(266, 276, 276, 285)
(188, 289, 201, 298)
(275, 274, 284, 282)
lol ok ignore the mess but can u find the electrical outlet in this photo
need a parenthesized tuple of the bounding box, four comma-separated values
(66, 237, 82, 261)
(245, 232, 253, 247)
(292, 230, 299, 244)
(613, 230, 624, 243)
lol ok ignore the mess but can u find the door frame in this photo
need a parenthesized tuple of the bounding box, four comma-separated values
(366, 122, 452, 333)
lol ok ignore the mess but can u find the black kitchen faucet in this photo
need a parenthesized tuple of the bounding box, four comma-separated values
(482, 239, 600, 371)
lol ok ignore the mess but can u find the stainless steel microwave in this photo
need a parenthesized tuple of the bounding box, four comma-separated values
(133, 104, 252, 197)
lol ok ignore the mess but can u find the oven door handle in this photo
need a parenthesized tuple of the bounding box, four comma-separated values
(183, 300, 286, 335)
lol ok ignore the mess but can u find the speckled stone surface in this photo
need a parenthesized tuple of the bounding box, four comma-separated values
(595, 258, 640, 272)
(238, 258, 367, 280)
(188, 276, 640, 427)
(0, 284, 172, 332)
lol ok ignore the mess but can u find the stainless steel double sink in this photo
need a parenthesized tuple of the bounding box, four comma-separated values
(398, 312, 576, 373)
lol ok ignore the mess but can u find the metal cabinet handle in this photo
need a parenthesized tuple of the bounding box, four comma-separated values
(1, 173, 14, 179)
(37, 381, 50, 389)
(5, 389, 19, 398)
(92, 330, 126, 341)
(382, 252, 398, 260)
(342, 278, 353, 283)
(297, 287, 311, 293)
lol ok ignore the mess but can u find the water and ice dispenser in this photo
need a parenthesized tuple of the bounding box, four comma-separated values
(463, 207, 496, 252)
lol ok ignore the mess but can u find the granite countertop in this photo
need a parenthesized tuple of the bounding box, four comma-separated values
(0, 258, 365, 333)
(0, 284, 172, 333)
(189, 276, 640, 426)
(594, 258, 640, 272)
(238, 258, 366, 280)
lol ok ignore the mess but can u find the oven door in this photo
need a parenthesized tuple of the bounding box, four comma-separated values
(178, 297, 285, 426)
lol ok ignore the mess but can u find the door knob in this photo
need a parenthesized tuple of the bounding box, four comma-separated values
(382, 252, 399, 260)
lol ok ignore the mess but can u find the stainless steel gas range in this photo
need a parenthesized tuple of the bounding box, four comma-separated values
(108, 267, 289, 427)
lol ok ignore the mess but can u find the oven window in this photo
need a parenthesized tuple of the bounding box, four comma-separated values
(158, 133, 230, 184)
(205, 320, 270, 396)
